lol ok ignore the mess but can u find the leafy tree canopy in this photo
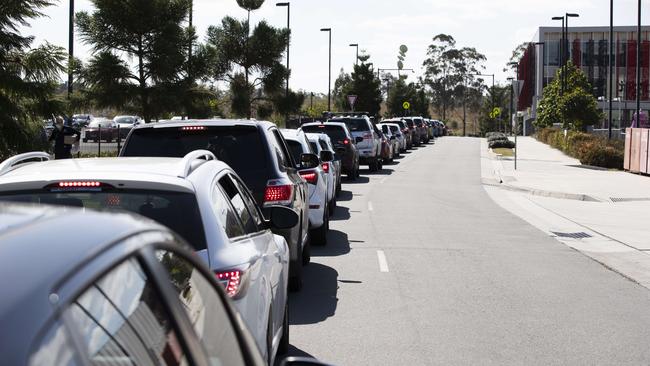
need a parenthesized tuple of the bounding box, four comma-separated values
(536, 62, 602, 130)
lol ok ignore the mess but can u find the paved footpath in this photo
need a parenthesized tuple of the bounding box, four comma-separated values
(482, 136, 650, 288)
(286, 137, 650, 366)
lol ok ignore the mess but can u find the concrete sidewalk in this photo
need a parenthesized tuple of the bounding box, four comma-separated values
(481, 136, 650, 288)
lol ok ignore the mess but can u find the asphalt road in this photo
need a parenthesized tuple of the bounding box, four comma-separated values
(286, 137, 650, 365)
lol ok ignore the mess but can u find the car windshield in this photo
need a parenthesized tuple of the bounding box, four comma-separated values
(329, 118, 370, 132)
(301, 125, 347, 144)
(122, 126, 267, 174)
(286, 140, 305, 165)
(115, 116, 135, 125)
(0, 190, 207, 250)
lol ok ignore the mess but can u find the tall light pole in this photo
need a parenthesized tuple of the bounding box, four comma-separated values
(608, 0, 614, 139)
(552, 16, 564, 95)
(349, 43, 359, 65)
(276, 2, 290, 123)
(321, 28, 332, 111)
(565, 13, 579, 96)
(636, 0, 642, 122)
(68, 0, 74, 100)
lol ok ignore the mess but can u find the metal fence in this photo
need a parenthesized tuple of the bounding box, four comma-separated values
(76, 126, 128, 157)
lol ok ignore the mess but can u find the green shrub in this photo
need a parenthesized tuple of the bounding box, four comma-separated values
(489, 139, 515, 149)
(534, 127, 624, 169)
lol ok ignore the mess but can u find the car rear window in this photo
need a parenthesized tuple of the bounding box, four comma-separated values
(286, 140, 305, 165)
(0, 190, 207, 251)
(329, 118, 370, 132)
(301, 125, 347, 144)
(122, 126, 268, 175)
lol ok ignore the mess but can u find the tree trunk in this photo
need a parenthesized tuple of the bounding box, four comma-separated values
(137, 40, 150, 123)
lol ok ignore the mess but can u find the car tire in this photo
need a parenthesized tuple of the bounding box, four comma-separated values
(328, 197, 336, 217)
(347, 168, 356, 180)
(336, 179, 342, 195)
(302, 237, 311, 264)
(289, 241, 303, 292)
(311, 207, 328, 246)
(278, 303, 290, 355)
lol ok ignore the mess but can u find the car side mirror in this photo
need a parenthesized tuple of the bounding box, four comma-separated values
(300, 153, 319, 169)
(355, 137, 364, 144)
(281, 357, 334, 366)
(320, 150, 334, 162)
(268, 206, 299, 229)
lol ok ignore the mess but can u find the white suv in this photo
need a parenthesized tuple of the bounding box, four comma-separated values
(280, 129, 330, 246)
(0, 151, 294, 364)
(327, 115, 382, 172)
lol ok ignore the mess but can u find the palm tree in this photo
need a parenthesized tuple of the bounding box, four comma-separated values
(1, 0, 67, 159)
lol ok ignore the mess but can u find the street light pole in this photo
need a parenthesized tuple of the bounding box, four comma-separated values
(321, 28, 332, 111)
(552, 16, 564, 95)
(276, 2, 290, 123)
(508, 77, 517, 170)
(565, 13, 579, 96)
(68, 0, 74, 99)
(636, 0, 641, 121)
(349, 44, 359, 65)
(609, 0, 613, 139)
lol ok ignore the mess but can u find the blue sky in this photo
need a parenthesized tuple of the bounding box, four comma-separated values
(24, 0, 646, 93)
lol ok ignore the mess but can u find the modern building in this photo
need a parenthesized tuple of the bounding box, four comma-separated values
(515, 26, 650, 135)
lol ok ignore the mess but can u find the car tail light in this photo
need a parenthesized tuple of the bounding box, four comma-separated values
(181, 126, 206, 131)
(299, 170, 318, 184)
(264, 184, 293, 205)
(58, 181, 101, 188)
(343, 139, 350, 145)
(321, 162, 330, 173)
(215, 270, 248, 298)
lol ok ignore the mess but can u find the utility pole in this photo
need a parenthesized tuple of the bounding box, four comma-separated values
(321, 28, 332, 111)
(349, 44, 359, 65)
(636, 0, 642, 121)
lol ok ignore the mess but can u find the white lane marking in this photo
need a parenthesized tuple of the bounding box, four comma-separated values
(380, 177, 387, 184)
(367, 201, 374, 211)
(377, 250, 389, 272)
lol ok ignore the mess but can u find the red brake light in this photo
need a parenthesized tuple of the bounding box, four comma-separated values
(58, 181, 101, 187)
(343, 139, 350, 145)
(321, 162, 330, 173)
(181, 126, 206, 131)
(216, 270, 244, 298)
(264, 185, 293, 204)
(299, 170, 318, 184)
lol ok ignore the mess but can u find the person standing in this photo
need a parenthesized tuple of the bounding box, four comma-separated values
(49, 116, 80, 159)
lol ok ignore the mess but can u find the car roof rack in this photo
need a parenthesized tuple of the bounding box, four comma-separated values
(0, 152, 51, 177)
(178, 150, 217, 178)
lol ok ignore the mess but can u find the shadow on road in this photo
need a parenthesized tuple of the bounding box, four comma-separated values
(330, 205, 350, 221)
(312, 229, 350, 257)
(343, 176, 370, 184)
(275, 345, 316, 366)
(289, 262, 338, 325)
(336, 189, 353, 202)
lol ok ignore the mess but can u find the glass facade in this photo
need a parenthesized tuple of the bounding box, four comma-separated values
(525, 27, 650, 129)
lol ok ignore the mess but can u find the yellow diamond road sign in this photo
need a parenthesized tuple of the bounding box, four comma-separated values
(403, 101, 410, 110)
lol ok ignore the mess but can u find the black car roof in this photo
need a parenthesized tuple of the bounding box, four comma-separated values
(0, 204, 170, 362)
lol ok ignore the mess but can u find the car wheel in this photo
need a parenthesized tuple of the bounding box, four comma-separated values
(278, 303, 289, 355)
(311, 207, 328, 246)
(289, 240, 303, 292)
(336, 179, 342, 195)
(266, 311, 274, 366)
(347, 167, 356, 180)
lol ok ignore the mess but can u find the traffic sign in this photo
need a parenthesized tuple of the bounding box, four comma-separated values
(347, 95, 358, 111)
(489, 107, 501, 119)
(403, 101, 411, 110)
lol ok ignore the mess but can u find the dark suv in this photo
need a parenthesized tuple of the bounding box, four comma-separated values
(300, 121, 360, 180)
(120, 119, 315, 290)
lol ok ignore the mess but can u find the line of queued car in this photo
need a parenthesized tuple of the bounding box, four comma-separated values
(0, 112, 444, 366)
